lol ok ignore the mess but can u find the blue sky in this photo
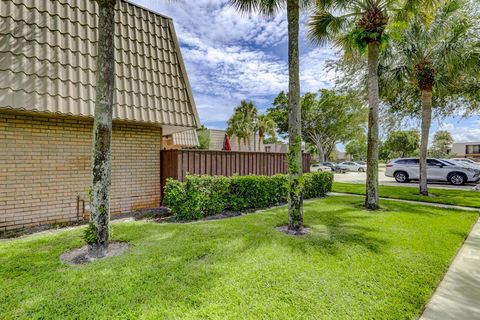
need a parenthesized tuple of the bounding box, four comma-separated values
(132, 0, 480, 145)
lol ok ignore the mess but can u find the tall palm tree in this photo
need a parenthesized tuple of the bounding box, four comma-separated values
(308, 0, 390, 210)
(257, 114, 277, 151)
(380, 0, 480, 195)
(87, 0, 116, 258)
(308, 0, 437, 209)
(230, 0, 311, 232)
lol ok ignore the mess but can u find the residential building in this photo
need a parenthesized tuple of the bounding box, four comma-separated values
(1, 0, 200, 230)
(451, 142, 480, 160)
(264, 143, 288, 153)
(163, 130, 199, 149)
(208, 129, 265, 152)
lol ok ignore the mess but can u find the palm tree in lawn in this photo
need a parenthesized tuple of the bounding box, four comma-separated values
(307, 0, 437, 209)
(87, 0, 117, 258)
(230, 0, 311, 232)
(257, 114, 277, 151)
(380, 0, 480, 195)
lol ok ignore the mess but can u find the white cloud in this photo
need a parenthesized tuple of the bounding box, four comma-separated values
(131, 0, 339, 126)
(441, 123, 480, 142)
(300, 47, 337, 92)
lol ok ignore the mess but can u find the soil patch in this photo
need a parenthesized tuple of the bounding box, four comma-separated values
(276, 226, 311, 235)
(60, 242, 129, 266)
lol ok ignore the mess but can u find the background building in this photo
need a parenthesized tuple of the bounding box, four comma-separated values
(451, 141, 480, 159)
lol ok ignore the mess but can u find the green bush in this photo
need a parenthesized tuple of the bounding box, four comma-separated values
(229, 174, 289, 211)
(163, 172, 333, 220)
(163, 178, 187, 217)
(164, 175, 230, 220)
(303, 170, 334, 199)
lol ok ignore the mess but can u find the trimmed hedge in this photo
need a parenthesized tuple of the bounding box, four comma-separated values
(164, 172, 333, 221)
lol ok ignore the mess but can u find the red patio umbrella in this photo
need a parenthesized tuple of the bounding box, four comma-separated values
(223, 134, 231, 151)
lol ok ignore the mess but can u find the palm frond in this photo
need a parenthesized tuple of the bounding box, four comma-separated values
(307, 10, 355, 46)
(229, 0, 284, 16)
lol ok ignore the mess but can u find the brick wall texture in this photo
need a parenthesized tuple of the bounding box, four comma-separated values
(0, 111, 162, 231)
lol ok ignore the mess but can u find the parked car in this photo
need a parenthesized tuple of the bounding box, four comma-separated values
(385, 158, 480, 185)
(322, 162, 348, 173)
(310, 163, 333, 172)
(355, 161, 366, 165)
(442, 159, 480, 170)
(451, 158, 480, 168)
(339, 161, 367, 172)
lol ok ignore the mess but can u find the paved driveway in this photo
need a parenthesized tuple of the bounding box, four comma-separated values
(334, 171, 477, 191)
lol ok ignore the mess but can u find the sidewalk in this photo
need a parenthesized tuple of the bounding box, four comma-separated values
(420, 218, 480, 319)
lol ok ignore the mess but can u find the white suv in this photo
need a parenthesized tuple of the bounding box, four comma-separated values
(385, 158, 480, 185)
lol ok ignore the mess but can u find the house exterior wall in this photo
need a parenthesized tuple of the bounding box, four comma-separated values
(263, 143, 288, 153)
(163, 129, 199, 149)
(208, 129, 264, 152)
(451, 142, 480, 159)
(1, 111, 162, 231)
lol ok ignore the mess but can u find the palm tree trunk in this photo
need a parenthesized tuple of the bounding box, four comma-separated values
(365, 41, 380, 210)
(287, 0, 303, 232)
(419, 89, 433, 196)
(88, 0, 116, 258)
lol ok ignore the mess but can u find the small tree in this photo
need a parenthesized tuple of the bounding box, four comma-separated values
(383, 130, 420, 159)
(197, 126, 211, 150)
(267, 90, 367, 162)
(429, 130, 454, 158)
(87, 0, 117, 258)
(257, 115, 277, 151)
(346, 133, 368, 161)
(227, 100, 258, 148)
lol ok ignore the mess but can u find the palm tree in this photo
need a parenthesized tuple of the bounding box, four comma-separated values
(308, 0, 390, 210)
(257, 114, 277, 151)
(230, 0, 311, 232)
(380, 0, 480, 195)
(87, 0, 117, 258)
(227, 100, 258, 149)
(308, 0, 438, 209)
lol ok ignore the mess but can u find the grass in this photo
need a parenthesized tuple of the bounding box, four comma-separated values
(0, 196, 478, 319)
(333, 182, 480, 208)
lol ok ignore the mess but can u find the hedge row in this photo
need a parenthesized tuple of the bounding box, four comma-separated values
(163, 172, 333, 220)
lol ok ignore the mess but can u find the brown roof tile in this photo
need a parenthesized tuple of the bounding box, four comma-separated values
(0, 0, 200, 128)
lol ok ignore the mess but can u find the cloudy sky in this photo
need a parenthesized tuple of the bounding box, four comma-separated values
(132, 0, 479, 144)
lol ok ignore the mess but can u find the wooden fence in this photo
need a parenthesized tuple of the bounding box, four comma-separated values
(160, 149, 311, 198)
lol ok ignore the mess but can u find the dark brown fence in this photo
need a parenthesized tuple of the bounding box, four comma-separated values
(160, 149, 311, 198)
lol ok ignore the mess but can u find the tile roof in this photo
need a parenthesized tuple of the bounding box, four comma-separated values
(0, 0, 200, 128)
(171, 129, 199, 147)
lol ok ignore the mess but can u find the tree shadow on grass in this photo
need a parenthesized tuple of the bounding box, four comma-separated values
(3, 197, 456, 318)
(274, 206, 388, 256)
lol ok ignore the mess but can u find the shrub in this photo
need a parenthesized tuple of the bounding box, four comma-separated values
(164, 175, 230, 221)
(163, 178, 187, 217)
(303, 171, 334, 199)
(163, 172, 333, 220)
(229, 176, 271, 211)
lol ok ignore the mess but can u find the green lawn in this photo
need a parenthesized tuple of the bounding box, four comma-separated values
(333, 182, 480, 208)
(1, 196, 477, 319)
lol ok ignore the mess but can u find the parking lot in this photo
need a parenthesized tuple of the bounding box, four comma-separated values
(334, 170, 478, 191)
